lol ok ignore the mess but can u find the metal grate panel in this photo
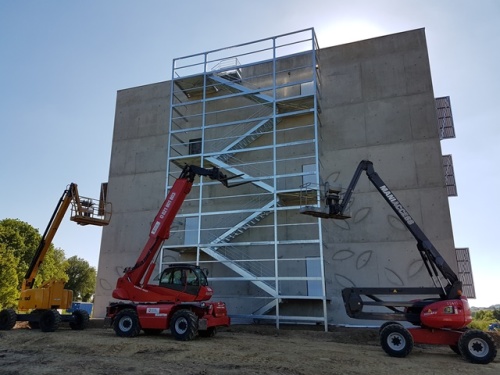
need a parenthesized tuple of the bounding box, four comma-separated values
(455, 247, 476, 298)
(442, 154, 458, 196)
(436, 96, 455, 139)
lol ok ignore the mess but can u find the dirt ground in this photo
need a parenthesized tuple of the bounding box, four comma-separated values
(0, 321, 499, 375)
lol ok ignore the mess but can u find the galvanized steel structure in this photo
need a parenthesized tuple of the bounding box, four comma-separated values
(162, 29, 327, 328)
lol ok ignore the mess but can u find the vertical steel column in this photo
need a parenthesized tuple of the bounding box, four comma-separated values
(311, 29, 328, 332)
(271, 34, 280, 329)
(195, 52, 210, 267)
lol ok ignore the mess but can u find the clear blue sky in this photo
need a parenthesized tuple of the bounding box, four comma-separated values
(1, 0, 498, 308)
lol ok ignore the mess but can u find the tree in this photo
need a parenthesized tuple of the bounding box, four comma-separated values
(0, 243, 19, 309)
(36, 246, 69, 287)
(0, 218, 41, 288)
(474, 309, 494, 321)
(493, 308, 500, 321)
(0, 218, 69, 290)
(65, 256, 96, 302)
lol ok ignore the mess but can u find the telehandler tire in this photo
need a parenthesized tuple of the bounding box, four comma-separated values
(170, 309, 198, 341)
(113, 308, 141, 337)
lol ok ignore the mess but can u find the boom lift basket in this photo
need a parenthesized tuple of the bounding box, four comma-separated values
(299, 182, 352, 219)
(70, 196, 111, 226)
(70, 184, 112, 226)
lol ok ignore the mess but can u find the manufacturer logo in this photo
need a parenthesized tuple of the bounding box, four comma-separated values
(423, 308, 437, 316)
(151, 221, 161, 235)
(380, 185, 415, 225)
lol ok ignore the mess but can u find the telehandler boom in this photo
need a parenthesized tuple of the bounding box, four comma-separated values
(105, 165, 248, 341)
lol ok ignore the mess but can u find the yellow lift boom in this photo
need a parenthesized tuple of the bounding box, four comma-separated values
(0, 183, 111, 332)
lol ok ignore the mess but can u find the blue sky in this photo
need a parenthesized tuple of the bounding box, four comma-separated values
(1, 0, 499, 308)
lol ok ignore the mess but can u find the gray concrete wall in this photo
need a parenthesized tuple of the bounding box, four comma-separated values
(317, 29, 456, 325)
(94, 82, 170, 318)
(94, 29, 458, 326)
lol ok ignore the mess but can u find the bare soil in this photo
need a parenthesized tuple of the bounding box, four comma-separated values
(0, 321, 499, 375)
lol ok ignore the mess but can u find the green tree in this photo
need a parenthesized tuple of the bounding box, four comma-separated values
(0, 218, 68, 290)
(475, 309, 494, 321)
(0, 243, 19, 309)
(0, 218, 41, 288)
(65, 256, 96, 302)
(493, 308, 500, 321)
(36, 246, 69, 287)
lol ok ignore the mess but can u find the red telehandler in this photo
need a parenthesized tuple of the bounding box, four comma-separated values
(105, 165, 248, 340)
(301, 160, 497, 364)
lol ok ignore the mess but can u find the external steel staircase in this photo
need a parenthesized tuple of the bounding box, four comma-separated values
(210, 71, 274, 104)
(168, 29, 326, 328)
(192, 69, 282, 303)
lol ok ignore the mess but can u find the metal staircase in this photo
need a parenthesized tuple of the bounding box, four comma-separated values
(167, 29, 326, 328)
(215, 118, 274, 163)
(209, 73, 274, 104)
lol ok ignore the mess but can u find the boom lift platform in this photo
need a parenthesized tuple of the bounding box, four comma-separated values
(105, 165, 249, 341)
(301, 160, 497, 364)
(0, 183, 111, 332)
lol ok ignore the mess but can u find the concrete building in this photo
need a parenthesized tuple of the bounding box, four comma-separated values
(94, 28, 474, 327)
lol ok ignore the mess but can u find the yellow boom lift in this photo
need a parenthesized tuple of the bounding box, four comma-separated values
(0, 183, 111, 332)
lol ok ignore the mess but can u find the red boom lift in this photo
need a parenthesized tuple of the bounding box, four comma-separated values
(105, 165, 248, 340)
(301, 160, 497, 364)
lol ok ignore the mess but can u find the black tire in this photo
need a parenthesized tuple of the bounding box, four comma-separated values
(113, 308, 141, 337)
(70, 309, 90, 330)
(0, 309, 17, 330)
(380, 324, 414, 358)
(39, 309, 61, 332)
(199, 327, 217, 338)
(458, 329, 497, 364)
(28, 310, 41, 329)
(143, 329, 163, 336)
(378, 321, 402, 335)
(170, 310, 198, 341)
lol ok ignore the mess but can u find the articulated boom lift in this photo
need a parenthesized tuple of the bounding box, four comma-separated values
(302, 160, 497, 364)
(0, 183, 111, 332)
(106, 165, 248, 341)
